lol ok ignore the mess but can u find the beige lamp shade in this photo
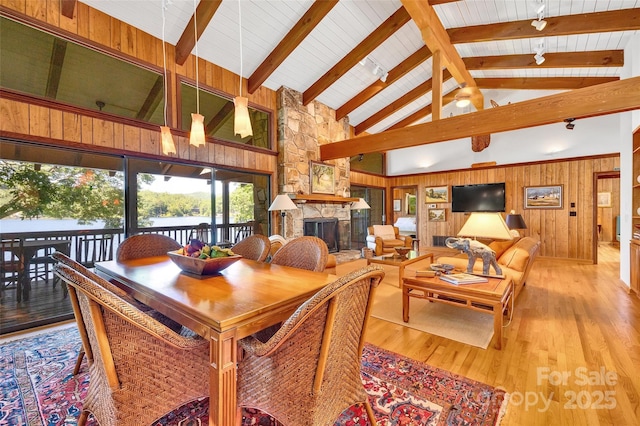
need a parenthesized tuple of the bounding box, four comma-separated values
(189, 113, 206, 147)
(268, 194, 297, 212)
(457, 212, 513, 240)
(234, 96, 253, 138)
(351, 198, 370, 210)
(160, 126, 176, 155)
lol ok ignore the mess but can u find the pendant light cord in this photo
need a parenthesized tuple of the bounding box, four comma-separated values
(238, 0, 243, 97)
(193, 0, 200, 114)
(162, 1, 169, 127)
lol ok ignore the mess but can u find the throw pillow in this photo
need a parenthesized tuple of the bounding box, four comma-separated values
(488, 239, 516, 259)
(373, 225, 396, 240)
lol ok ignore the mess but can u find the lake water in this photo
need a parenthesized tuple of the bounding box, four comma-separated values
(0, 217, 210, 233)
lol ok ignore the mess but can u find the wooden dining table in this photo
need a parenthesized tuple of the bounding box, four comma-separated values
(95, 255, 336, 426)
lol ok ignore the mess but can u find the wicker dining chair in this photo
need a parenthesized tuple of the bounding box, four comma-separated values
(53, 263, 210, 426)
(52, 251, 183, 375)
(230, 234, 270, 262)
(116, 233, 182, 261)
(237, 265, 385, 426)
(269, 236, 329, 272)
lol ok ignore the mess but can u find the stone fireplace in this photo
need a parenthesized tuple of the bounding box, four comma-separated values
(275, 86, 353, 250)
(304, 218, 339, 252)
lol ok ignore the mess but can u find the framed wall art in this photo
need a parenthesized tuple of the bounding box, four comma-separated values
(406, 194, 417, 215)
(524, 185, 563, 209)
(428, 208, 446, 222)
(393, 199, 402, 212)
(425, 186, 448, 203)
(310, 161, 335, 194)
(597, 192, 612, 207)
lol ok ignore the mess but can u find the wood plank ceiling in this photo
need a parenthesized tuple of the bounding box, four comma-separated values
(79, 0, 640, 158)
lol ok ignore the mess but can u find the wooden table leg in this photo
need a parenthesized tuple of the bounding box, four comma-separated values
(402, 284, 410, 322)
(492, 301, 502, 350)
(209, 329, 239, 426)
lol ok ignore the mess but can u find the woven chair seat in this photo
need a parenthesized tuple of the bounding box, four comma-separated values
(54, 263, 209, 426)
(231, 234, 271, 262)
(237, 265, 385, 426)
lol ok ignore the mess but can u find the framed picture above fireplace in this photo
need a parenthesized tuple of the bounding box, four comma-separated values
(310, 161, 335, 194)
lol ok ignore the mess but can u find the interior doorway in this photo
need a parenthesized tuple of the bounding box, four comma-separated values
(391, 186, 418, 240)
(593, 171, 620, 264)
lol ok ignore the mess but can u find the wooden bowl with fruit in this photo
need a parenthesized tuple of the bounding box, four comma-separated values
(168, 239, 242, 275)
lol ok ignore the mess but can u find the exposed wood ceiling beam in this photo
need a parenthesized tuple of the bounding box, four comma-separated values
(428, 0, 462, 4)
(302, 6, 411, 106)
(336, 46, 432, 120)
(476, 77, 619, 90)
(464, 51, 624, 69)
(60, 0, 76, 19)
(400, 0, 483, 111)
(136, 75, 164, 122)
(320, 77, 640, 160)
(175, 0, 222, 66)
(45, 38, 67, 99)
(354, 70, 453, 135)
(386, 92, 457, 131)
(247, 0, 338, 94)
(448, 9, 640, 44)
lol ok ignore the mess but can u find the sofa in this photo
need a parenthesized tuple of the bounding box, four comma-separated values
(366, 225, 413, 256)
(436, 236, 540, 299)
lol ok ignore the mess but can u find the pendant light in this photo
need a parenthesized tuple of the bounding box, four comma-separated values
(189, 0, 206, 147)
(160, 0, 176, 155)
(234, 0, 253, 138)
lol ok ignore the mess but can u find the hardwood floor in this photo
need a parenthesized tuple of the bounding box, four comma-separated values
(338, 244, 640, 425)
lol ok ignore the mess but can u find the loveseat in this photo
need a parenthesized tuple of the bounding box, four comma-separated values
(436, 236, 540, 299)
(366, 225, 413, 256)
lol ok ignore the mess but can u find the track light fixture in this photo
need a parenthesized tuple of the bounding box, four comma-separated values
(531, 1, 547, 31)
(533, 42, 545, 65)
(564, 118, 575, 130)
(359, 57, 388, 83)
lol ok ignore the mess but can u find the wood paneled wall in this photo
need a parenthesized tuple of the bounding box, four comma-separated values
(389, 155, 620, 262)
(0, 0, 277, 175)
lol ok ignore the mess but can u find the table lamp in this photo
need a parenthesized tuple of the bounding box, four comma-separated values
(268, 194, 298, 237)
(447, 212, 513, 276)
(505, 210, 527, 238)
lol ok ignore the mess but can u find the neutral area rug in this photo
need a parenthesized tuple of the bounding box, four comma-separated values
(1, 326, 507, 425)
(371, 282, 495, 349)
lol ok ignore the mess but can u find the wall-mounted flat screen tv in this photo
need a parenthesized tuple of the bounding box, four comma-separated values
(451, 183, 506, 212)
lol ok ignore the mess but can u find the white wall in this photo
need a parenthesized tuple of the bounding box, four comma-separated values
(620, 34, 640, 286)
(386, 112, 621, 176)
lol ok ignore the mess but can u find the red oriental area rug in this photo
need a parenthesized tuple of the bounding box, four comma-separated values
(0, 326, 507, 425)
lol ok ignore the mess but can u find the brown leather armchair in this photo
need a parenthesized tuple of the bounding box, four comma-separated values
(366, 225, 413, 256)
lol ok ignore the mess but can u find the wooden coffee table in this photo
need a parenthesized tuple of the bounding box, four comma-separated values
(367, 250, 434, 288)
(402, 274, 513, 350)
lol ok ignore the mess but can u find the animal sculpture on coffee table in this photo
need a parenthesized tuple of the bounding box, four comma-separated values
(445, 237, 502, 276)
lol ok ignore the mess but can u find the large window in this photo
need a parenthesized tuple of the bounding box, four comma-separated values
(0, 17, 164, 124)
(180, 82, 271, 149)
(0, 140, 271, 334)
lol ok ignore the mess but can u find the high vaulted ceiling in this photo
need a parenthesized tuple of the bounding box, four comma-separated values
(79, 0, 639, 156)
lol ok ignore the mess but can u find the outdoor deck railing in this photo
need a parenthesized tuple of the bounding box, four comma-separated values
(1, 221, 255, 271)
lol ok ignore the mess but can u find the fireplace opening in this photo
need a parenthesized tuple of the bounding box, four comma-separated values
(304, 218, 339, 253)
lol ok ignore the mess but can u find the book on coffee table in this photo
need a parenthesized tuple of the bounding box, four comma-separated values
(439, 273, 489, 285)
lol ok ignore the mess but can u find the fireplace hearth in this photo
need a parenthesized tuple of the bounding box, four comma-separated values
(304, 218, 339, 253)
